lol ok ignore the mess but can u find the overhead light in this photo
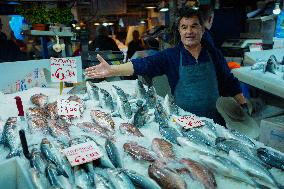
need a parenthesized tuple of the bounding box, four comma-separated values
(72, 24, 76, 27)
(108, 23, 114, 26)
(146, 6, 156, 9)
(140, 20, 146, 24)
(75, 26, 81, 30)
(94, 23, 100, 26)
(102, 22, 108, 26)
(273, 3, 281, 15)
(119, 18, 124, 27)
(160, 7, 169, 12)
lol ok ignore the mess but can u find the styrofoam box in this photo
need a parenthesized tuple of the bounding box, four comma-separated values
(259, 115, 284, 152)
(0, 157, 35, 189)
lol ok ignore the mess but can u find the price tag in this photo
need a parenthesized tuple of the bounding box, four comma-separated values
(50, 57, 78, 83)
(57, 99, 81, 117)
(173, 115, 205, 129)
(249, 44, 262, 52)
(62, 141, 102, 166)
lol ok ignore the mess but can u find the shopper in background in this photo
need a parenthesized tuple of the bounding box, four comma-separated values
(89, 25, 120, 52)
(200, 5, 215, 46)
(86, 7, 248, 125)
(126, 30, 144, 60)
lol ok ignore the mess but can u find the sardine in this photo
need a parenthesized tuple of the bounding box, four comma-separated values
(225, 129, 255, 148)
(94, 173, 116, 189)
(257, 148, 284, 171)
(30, 93, 48, 107)
(180, 158, 216, 189)
(112, 85, 132, 119)
(123, 141, 156, 162)
(182, 128, 215, 146)
(106, 169, 136, 189)
(1, 117, 20, 158)
(148, 161, 186, 189)
(151, 138, 175, 160)
(77, 122, 113, 139)
(177, 137, 218, 156)
(122, 169, 161, 189)
(133, 100, 149, 128)
(119, 123, 144, 137)
(136, 79, 147, 99)
(199, 155, 259, 187)
(146, 86, 157, 109)
(163, 94, 179, 116)
(86, 81, 99, 101)
(30, 148, 47, 175)
(90, 110, 115, 132)
(154, 101, 169, 126)
(105, 139, 123, 168)
(159, 124, 181, 144)
(40, 138, 69, 178)
(229, 151, 279, 188)
(99, 88, 114, 113)
(30, 168, 46, 189)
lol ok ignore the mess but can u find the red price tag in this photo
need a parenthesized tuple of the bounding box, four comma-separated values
(174, 115, 205, 129)
(62, 141, 102, 166)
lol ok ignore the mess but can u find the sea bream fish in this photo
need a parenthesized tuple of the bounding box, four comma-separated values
(112, 85, 132, 120)
(105, 169, 136, 189)
(163, 94, 180, 116)
(30, 93, 48, 107)
(123, 141, 156, 162)
(148, 161, 187, 189)
(86, 81, 99, 101)
(45, 102, 59, 119)
(1, 117, 21, 158)
(90, 110, 115, 132)
(122, 169, 161, 189)
(136, 79, 147, 99)
(179, 158, 217, 189)
(48, 119, 71, 139)
(98, 88, 114, 113)
(27, 116, 49, 134)
(151, 138, 175, 160)
(77, 122, 114, 139)
(26, 107, 48, 119)
(133, 100, 149, 128)
(119, 123, 144, 137)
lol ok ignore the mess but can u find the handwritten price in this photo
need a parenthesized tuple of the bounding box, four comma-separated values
(50, 57, 77, 83)
(57, 99, 81, 116)
(175, 115, 205, 129)
(74, 152, 101, 163)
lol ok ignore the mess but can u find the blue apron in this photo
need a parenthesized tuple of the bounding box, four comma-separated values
(174, 51, 221, 123)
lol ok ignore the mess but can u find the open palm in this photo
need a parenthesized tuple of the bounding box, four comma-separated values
(85, 54, 112, 78)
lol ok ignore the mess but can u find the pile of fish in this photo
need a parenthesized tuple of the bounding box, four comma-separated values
(0, 80, 284, 189)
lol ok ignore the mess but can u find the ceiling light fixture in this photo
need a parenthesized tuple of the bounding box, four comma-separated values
(273, 3, 281, 15)
(94, 23, 100, 26)
(146, 6, 156, 9)
(140, 20, 146, 24)
(160, 7, 169, 12)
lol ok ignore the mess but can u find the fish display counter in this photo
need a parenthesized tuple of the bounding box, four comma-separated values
(0, 80, 283, 189)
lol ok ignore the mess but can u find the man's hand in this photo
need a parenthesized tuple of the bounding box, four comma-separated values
(241, 103, 252, 116)
(85, 54, 113, 78)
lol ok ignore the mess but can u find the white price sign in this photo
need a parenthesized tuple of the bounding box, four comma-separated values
(57, 99, 81, 117)
(50, 57, 78, 83)
(62, 141, 103, 167)
(173, 115, 205, 129)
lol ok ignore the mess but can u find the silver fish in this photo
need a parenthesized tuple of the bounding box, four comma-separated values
(74, 166, 92, 189)
(45, 163, 64, 189)
(77, 122, 114, 139)
(146, 86, 157, 109)
(133, 100, 149, 128)
(148, 161, 186, 189)
(99, 88, 114, 113)
(1, 117, 20, 158)
(112, 85, 132, 120)
(90, 110, 115, 132)
(199, 155, 258, 187)
(151, 138, 175, 160)
(123, 141, 156, 162)
(229, 151, 279, 188)
(30, 93, 48, 107)
(119, 123, 144, 137)
(122, 169, 161, 189)
(197, 120, 218, 139)
(105, 139, 123, 168)
(182, 128, 215, 146)
(136, 79, 147, 99)
(180, 158, 216, 189)
(177, 137, 218, 156)
(106, 169, 136, 189)
(264, 56, 277, 74)
(94, 173, 116, 189)
(159, 124, 181, 144)
(257, 148, 284, 171)
(30, 148, 46, 175)
(163, 94, 179, 116)
(30, 168, 46, 189)
(86, 81, 99, 101)
(40, 138, 68, 178)
(225, 129, 255, 148)
(154, 100, 169, 126)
